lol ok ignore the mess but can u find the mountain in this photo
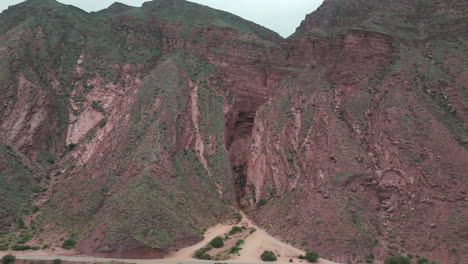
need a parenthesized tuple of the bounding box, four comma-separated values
(0, 0, 466, 263)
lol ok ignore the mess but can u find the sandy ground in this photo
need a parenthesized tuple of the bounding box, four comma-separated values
(166, 213, 340, 264)
(3, 214, 340, 264)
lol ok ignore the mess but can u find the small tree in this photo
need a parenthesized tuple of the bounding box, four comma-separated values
(2, 254, 15, 264)
(305, 250, 320, 262)
(210, 236, 224, 248)
(53, 259, 62, 264)
(261, 250, 277, 261)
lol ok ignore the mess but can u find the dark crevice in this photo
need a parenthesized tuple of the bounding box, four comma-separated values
(225, 108, 257, 203)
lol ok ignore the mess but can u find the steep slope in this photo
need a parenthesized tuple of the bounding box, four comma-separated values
(0, 0, 466, 263)
(0, 0, 285, 258)
(245, 0, 468, 263)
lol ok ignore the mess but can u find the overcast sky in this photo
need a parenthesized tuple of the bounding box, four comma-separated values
(0, 0, 323, 37)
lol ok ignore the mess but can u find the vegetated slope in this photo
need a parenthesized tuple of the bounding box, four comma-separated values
(0, 0, 284, 258)
(0, 0, 466, 263)
(0, 142, 43, 233)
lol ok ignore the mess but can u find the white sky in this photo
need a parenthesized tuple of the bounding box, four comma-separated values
(0, 0, 324, 37)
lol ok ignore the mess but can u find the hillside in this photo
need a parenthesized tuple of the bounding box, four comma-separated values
(0, 0, 466, 263)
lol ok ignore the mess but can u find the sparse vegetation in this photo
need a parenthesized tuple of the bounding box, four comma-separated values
(53, 259, 62, 264)
(384, 255, 411, 264)
(261, 250, 277, 261)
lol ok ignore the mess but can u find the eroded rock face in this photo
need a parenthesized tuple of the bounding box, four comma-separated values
(0, 0, 466, 263)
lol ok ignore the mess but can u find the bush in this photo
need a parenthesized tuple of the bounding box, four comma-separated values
(12, 244, 30, 251)
(365, 254, 375, 263)
(384, 256, 411, 264)
(305, 251, 320, 262)
(62, 238, 76, 249)
(236, 239, 245, 246)
(194, 249, 207, 258)
(261, 251, 277, 261)
(199, 254, 211, 260)
(31, 246, 41, 250)
(257, 199, 267, 208)
(0, 244, 8, 251)
(53, 259, 62, 264)
(418, 258, 429, 264)
(230, 246, 241, 254)
(68, 143, 77, 150)
(194, 246, 213, 259)
(229, 226, 243, 235)
(298, 255, 305, 260)
(2, 254, 15, 264)
(210, 236, 224, 248)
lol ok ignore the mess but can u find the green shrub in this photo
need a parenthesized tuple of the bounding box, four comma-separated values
(233, 213, 242, 222)
(418, 258, 429, 264)
(256, 199, 267, 208)
(298, 255, 305, 260)
(305, 250, 320, 262)
(12, 244, 30, 251)
(2, 254, 15, 264)
(229, 246, 241, 254)
(91, 100, 105, 113)
(210, 236, 224, 248)
(68, 143, 77, 150)
(62, 238, 76, 249)
(229, 226, 243, 235)
(289, 259, 293, 262)
(261, 250, 277, 261)
(250, 227, 257, 233)
(384, 255, 411, 264)
(31, 245, 41, 250)
(194, 246, 212, 259)
(0, 244, 8, 251)
(199, 254, 211, 260)
(365, 253, 375, 263)
(53, 259, 62, 264)
(17, 233, 34, 243)
(42, 244, 50, 249)
(194, 249, 206, 258)
(236, 239, 245, 246)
